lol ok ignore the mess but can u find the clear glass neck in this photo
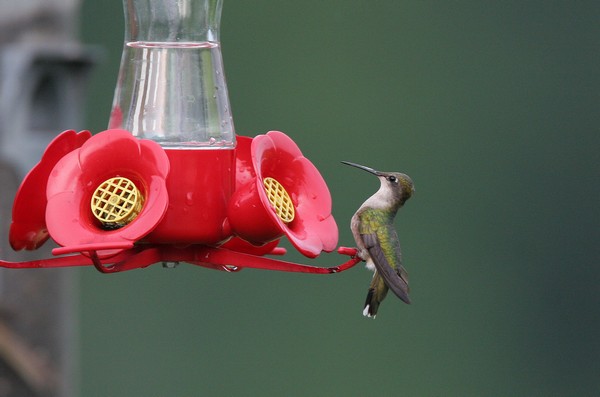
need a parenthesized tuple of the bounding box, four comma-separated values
(109, 0, 235, 149)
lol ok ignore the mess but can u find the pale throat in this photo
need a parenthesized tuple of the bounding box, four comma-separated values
(362, 179, 395, 210)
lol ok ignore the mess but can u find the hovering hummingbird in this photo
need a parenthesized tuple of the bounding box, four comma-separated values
(342, 161, 415, 318)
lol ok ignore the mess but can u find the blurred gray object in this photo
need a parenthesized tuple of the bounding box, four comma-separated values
(0, 0, 95, 396)
(0, 0, 78, 44)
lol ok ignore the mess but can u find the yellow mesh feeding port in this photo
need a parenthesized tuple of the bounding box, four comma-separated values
(91, 177, 143, 228)
(263, 177, 295, 223)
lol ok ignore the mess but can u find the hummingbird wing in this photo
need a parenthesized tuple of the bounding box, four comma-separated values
(358, 208, 411, 304)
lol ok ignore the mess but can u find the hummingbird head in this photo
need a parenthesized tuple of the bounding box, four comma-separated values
(341, 161, 414, 208)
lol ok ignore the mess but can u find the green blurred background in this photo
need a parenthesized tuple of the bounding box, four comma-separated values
(78, 1, 598, 395)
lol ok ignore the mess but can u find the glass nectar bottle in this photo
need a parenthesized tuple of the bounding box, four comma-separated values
(109, 0, 235, 149)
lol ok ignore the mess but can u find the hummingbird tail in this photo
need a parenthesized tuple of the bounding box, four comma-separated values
(362, 273, 388, 318)
(362, 288, 379, 318)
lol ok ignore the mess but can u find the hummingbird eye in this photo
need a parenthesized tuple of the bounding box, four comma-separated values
(388, 176, 398, 183)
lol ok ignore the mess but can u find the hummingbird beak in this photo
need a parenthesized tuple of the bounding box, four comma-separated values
(341, 161, 382, 176)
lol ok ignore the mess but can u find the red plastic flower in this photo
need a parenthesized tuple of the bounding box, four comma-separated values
(228, 131, 338, 258)
(10, 130, 91, 250)
(45, 129, 170, 255)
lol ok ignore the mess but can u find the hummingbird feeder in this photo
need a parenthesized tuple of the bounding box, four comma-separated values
(1, 0, 360, 274)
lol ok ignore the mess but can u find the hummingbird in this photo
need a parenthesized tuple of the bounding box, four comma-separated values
(342, 161, 414, 318)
